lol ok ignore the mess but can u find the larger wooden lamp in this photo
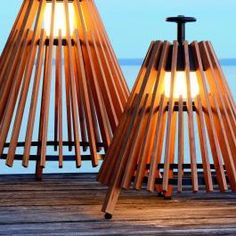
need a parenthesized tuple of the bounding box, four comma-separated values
(98, 16, 236, 219)
(0, 0, 129, 179)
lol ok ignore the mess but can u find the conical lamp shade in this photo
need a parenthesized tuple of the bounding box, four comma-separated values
(98, 16, 236, 218)
(0, 0, 129, 178)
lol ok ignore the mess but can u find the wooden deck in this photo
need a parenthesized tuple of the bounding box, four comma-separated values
(0, 173, 235, 235)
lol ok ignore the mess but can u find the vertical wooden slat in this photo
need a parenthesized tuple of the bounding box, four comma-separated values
(23, 29, 46, 167)
(207, 42, 235, 108)
(0, 29, 32, 157)
(121, 94, 149, 189)
(35, 44, 49, 180)
(164, 111, 177, 198)
(98, 95, 138, 183)
(101, 42, 162, 214)
(177, 95, 184, 192)
(98, 42, 155, 182)
(200, 42, 236, 191)
(64, 46, 73, 151)
(74, 0, 111, 150)
(184, 41, 198, 192)
(64, 0, 81, 167)
(6, 0, 47, 166)
(73, 28, 98, 166)
(162, 40, 178, 192)
(147, 95, 166, 192)
(90, 0, 129, 101)
(102, 42, 162, 185)
(39, 0, 56, 167)
(0, 0, 37, 119)
(191, 41, 228, 191)
(195, 95, 213, 192)
(0, 0, 30, 86)
(56, 30, 63, 168)
(134, 42, 169, 190)
(82, 1, 120, 133)
(209, 94, 236, 191)
(72, 43, 88, 152)
(205, 42, 236, 165)
(86, 0, 126, 122)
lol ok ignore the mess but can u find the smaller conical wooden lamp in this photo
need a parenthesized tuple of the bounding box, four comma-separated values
(98, 16, 236, 219)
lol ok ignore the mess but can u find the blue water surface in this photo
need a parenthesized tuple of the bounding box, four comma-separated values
(0, 65, 235, 174)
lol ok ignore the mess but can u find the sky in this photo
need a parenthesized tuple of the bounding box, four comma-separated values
(0, 0, 236, 59)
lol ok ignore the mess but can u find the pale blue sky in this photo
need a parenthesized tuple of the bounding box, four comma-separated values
(0, 0, 236, 59)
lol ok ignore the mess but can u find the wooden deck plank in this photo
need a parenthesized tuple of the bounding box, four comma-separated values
(0, 173, 235, 235)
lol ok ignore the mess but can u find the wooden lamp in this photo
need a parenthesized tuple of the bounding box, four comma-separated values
(98, 16, 236, 219)
(0, 0, 129, 179)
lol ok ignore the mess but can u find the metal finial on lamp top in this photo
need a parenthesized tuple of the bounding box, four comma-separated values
(98, 16, 236, 219)
(166, 15, 196, 44)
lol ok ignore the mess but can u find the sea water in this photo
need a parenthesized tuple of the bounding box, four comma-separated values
(0, 65, 235, 174)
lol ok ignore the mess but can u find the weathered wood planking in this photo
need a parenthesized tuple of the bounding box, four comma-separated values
(0, 173, 235, 235)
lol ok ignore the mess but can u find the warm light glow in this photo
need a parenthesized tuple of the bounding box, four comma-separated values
(44, 2, 75, 37)
(164, 71, 199, 99)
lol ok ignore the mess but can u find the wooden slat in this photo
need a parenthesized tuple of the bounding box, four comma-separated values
(102, 42, 162, 185)
(35, 41, 49, 180)
(56, 30, 63, 168)
(64, 46, 73, 152)
(72, 42, 88, 152)
(200, 42, 236, 191)
(0, 0, 30, 87)
(64, 0, 81, 167)
(23, 30, 46, 167)
(184, 41, 198, 192)
(82, 2, 119, 133)
(98, 42, 155, 183)
(134, 42, 169, 190)
(205, 42, 236, 163)
(121, 94, 149, 189)
(177, 95, 184, 192)
(90, 0, 129, 101)
(195, 95, 213, 192)
(209, 94, 236, 191)
(74, 0, 111, 150)
(101, 42, 162, 214)
(73, 30, 98, 166)
(39, 0, 56, 167)
(164, 111, 177, 198)
(86, 0, 126, 122)
(147, 95, 167, 192)
(6, 0, 46, 167)
(0, 29, 32, 157)
(162, 40, 178, 192)
(191, 41, 228, 191)
(0, 0, 37, 120)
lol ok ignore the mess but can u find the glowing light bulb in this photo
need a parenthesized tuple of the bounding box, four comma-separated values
(164, 71, 199, 99)
(44, 2, 75, 37)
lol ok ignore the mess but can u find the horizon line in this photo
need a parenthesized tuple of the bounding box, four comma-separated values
(118, 58, 236, 66)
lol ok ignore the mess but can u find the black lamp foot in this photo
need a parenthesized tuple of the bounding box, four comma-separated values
(164, 196, 172, 200)
(104, 213, 113, 220)
(35, 176, 42, 181)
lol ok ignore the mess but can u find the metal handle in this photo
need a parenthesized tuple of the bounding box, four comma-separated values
(166, 15, 197, 44)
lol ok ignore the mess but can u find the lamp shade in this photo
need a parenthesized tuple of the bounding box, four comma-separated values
(0, 0, 129, 178)
(98, 16, 236, 218)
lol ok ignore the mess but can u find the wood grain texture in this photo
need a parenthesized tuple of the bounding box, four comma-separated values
(99, 40, 236, 216)
(0, 173, 236, 235)
(0, 0, 129, 172)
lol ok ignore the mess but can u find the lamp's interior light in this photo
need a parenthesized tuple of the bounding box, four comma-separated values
(44, 2, 75, 37)
(164, 71, 199, 99)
